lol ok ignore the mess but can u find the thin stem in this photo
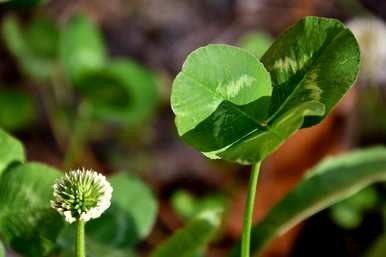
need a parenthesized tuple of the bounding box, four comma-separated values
(63, 102, 91, 170)
(241, 162, 261, 257)
(75, 220, 85, 257)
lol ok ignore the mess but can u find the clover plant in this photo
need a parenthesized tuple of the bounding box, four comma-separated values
(0, 128, 160, 257)
(4, 13, 386, 257)
(171, 16, 360, 257)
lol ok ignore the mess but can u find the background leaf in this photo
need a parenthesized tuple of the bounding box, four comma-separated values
(0, 89, 36, 131)
(76, 60, 159, 124)
(88, 173, 158, 247)
(329, 186, 378, 229)
(26, 16, 59, 58)
(365, 233, 386, 257)
(59, 14, 107, 82)
(2, 15, 58, 80)
(0, 162, 64, 257)
(151, 208, 223, 257)
(229, 147, 386, 257)
(239, 32, 273, 59)
(0, 128, 25, 174)
(171, 190, 227, 221)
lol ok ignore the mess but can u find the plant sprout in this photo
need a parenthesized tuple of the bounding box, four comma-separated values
(171, 16, 360, 257)
(51, 168, 113, 257)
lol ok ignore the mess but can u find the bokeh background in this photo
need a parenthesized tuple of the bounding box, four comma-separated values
(0, 0, 386, 257)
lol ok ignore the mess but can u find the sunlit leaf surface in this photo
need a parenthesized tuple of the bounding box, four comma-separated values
(171, 17, 360, 164)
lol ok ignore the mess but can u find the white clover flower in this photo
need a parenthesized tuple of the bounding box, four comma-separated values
(51, 168, 113, 224)
(347, 17, 386, 83)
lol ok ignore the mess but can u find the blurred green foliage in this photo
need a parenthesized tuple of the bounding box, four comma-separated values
(0, 89, 36, 131)
(330, 187, 378, 229)
(365, 233, 386, 257)
(0, 241, 4, 257)
(59, 15, 107, 83)
(87, 173, 158, 248)
(0, 128, 25, 172)
(2, 15, 58, 80)
(75, 60, 159, 124)
(171, 190, 227, 221)
(239, 31, 273, 59)
(150, 208, 223, 257)
(2, 13, 159, 128)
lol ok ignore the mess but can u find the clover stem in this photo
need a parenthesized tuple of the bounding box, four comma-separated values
(241, 162, 261, 257)
(75, 220, 85, 257)
(63, 102, 91, 170)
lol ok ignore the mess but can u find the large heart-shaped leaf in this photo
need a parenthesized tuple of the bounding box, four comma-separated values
(171, 16, 359, 164)
(59, 15, 107, 82)
(150, 208, 222, 257)
(171, 44, 272, 160)
(58, 173, 157, 255)
(0, 128, 25, 174)
(228, 147, 386, 257)
(75, 60, 159, 124)
(0, 162, 64, 257)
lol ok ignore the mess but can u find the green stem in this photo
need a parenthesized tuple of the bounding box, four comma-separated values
(63, 102, 91, 170)
(75, 220, 85, 257)
(241, 162, 261, 257)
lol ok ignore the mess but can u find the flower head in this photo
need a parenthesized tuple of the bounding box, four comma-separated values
(51, 168, 113, 223)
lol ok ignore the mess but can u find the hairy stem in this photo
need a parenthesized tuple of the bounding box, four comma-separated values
(75, 220, 85, 257)
(241, 162, 261, 257)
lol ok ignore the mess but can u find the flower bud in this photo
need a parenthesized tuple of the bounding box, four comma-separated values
(51, 168, 113, 223)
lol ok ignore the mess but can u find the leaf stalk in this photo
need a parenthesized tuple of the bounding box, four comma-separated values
(241, 162, 261, 257)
